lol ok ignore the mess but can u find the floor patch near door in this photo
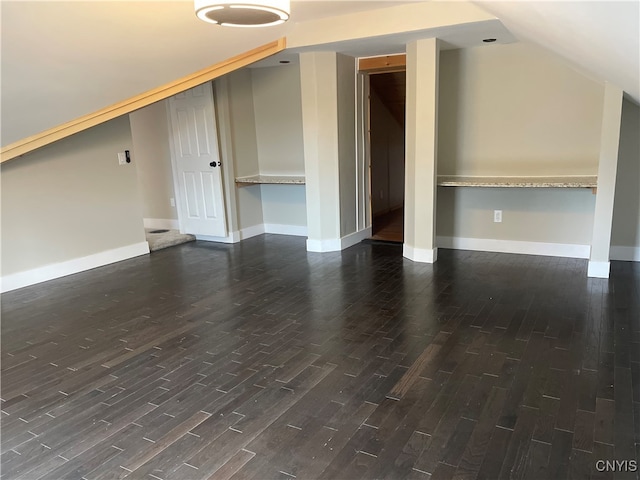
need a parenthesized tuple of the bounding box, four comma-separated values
(145, 229, 196, 252)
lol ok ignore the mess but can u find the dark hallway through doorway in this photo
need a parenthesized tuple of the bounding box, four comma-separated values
(369, 70, 406, 243)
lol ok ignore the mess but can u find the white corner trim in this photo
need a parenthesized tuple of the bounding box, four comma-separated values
(195, 231, 240, 244)
(196, 224, 309, 244)
(588, 261, 610, 278)
(610, 246, 640, 262)
(195, 224, 276, 244)
(437, 236, 591, 259)
(403, 245, 438, 263)
(307, 227, 372, 253)
(1, 242, 150, 293)
(341, 227, 372, 250)
(143, 218, 180, 230)
(306, 238, 341, 252)
(264, 224, 308, 237)
(239, 224, 265, 240)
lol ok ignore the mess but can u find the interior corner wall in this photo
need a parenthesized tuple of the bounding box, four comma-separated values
(250, 64, 307, 231)
(436, 42, 604, 251)
(300, 51, 341, 243)
(370, 86, 405, 217)
(222, 70, 264, 231)
(1, 115, 147, 279)
(438, 42, 605, 176)
(260, 185, 307, 227)
(251, 65, 305, 175)
(611, 98, 640, 257)
(129, 101, 178, 223)
(337, 53, 357, 238)
(436, 187, 596, 245)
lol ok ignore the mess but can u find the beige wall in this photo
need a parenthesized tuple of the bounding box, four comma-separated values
(435, 41, 607, 248)
(1, 116, 146, 276)
(337, 53, 357, 238)
(129, 101, 177, 221)
(611, 99, 640, 248)
(260, 185, 307, 227)
(437, 188, 596, 244)
(250, 64, 307, 230)
(438, 43, 605, 176)
(221, 71, 264, 230)
(251, 65, 305, 175)
(300, 51, 341, 242)
(404, 38, 440, 260)
(225, 71, 260, 178)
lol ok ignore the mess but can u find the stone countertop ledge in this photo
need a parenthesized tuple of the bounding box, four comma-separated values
(437, 175, 597, 188)
(235, 175, 306, 185)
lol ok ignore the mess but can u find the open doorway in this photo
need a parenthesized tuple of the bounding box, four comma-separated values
(369, 70, 406, 243)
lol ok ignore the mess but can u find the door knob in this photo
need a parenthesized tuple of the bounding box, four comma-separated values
(209, 161, 217, 167)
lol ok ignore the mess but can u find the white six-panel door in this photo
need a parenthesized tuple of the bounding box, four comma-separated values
(168, 83, 227, 237)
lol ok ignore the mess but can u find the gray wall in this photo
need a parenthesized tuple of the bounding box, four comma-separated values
(337, 53, 357, 237)
(438, 43, 604, 176)
(611, 99, 640, 250)
(129, 101, 177, 222)
(436, 42, 604, 246)
(124, 64, 310, 236)
(222, 70, 264, 231)
(1, 116, 146, 276)
(252, 65, 305, 175)
(437, 187, 596, 244)
(251, 64, 307, 228)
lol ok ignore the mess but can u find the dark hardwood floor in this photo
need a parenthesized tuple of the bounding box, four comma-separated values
(372, 208, 404, 243)
(2, 235, 639, 480)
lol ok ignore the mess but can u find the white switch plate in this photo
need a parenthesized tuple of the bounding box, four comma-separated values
(170, 198, 176, 207)
(118, 152, 127, 165)
(494, 210, 503, 223)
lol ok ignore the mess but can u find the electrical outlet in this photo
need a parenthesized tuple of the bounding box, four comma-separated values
(494, 210, 503, 223)
(170, 198, 176, 207)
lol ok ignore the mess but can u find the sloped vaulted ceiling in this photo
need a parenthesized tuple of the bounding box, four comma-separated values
(475, 1, 640, 105)
(1, 0, 638, 152)
(0, 0, 498, 150)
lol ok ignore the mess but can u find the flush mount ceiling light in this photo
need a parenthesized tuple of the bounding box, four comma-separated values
(195, 0, 290, 27)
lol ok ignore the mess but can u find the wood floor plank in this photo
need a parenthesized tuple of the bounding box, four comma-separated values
(496, 406, 538, 480)
(1, 236, 638, 479)
(454, 385, 508, 480)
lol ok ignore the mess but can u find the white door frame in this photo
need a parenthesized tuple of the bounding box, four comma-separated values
(356, 71, 372, 233)
(166, 82, 237, 242)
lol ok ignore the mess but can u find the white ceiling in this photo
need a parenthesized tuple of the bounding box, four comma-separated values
(476, 1, 640, 104)
(1, 0, 638, 148)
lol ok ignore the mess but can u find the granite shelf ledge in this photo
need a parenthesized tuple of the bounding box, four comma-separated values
(437, 175, 598, 189)
(235, 175, 306, 186)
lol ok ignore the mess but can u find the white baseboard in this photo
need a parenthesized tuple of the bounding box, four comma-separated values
(239, 224, 265, 240)
(143, 218, 179, 230)
(264, 224, 308, 237)
(307, 227, 372, 253)
(306, 238, 340, 252)
(195, 232, 240, 244)
(610, 246, 640, 262)
(196, 224, 308, 244)
(403, 245, 438, 263)
(588, 261, 610, 278)
(437, 236, 591, 259)
(1, 242, 150, 293)
(341, 227, 372, 249)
